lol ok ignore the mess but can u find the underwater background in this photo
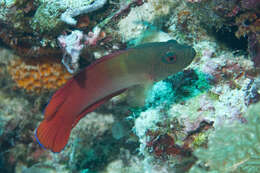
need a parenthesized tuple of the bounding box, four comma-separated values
(0, 0, 260, 173)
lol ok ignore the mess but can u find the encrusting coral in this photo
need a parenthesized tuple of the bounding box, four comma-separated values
(7, 57, 71, 93)
(190, 101, 260, 173)
(60, 0, 107, 25)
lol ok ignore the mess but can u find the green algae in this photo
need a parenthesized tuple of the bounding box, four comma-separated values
(30, 1, 66, 34)
(145, 69, 211, 109)
(191, 132, 209, 149)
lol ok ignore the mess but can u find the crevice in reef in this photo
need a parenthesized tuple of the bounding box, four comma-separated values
(211, 26, 248, 52)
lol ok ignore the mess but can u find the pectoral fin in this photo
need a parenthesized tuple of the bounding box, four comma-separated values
(126, 82, 153, 107)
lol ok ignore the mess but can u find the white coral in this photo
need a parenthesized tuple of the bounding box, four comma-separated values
(60, 0, 107, 25)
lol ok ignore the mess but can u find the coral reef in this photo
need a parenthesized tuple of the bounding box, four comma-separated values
(0, 88, 49, 173)
(31, 1, 66, 35)
(145, 69, 211, 108)
(58, 27, 105, 73)
(131, 38, 257, 172)
(117, 0, 179, 44)
(8, 57, 71, 93)
(191, 101, 260, 173)
(0, 0, 110, 60)
(60, 0, 107, 25)
(0, 0, 61, 58)
(58, 30, 85, 73)
(187, 0, 260, 67)
(0, 0, 260, 173)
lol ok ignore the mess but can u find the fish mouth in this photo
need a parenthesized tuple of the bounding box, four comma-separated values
(191, 48, 196, 59)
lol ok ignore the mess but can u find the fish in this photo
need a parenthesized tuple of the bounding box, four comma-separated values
(35, 40, 196, 152)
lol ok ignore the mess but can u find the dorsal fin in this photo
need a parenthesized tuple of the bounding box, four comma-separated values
(72, 88, 127, 128)
(86, 50, 126, 71)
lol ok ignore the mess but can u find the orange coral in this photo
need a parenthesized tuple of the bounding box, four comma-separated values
(8, 57, 71, 93)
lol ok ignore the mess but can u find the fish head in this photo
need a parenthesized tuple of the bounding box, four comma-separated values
(150, 40, 196, 82)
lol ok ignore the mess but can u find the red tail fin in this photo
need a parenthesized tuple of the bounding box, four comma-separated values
(35, 115, 73, 153)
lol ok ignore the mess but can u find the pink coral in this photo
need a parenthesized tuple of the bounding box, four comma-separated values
(58, 27, 106, 73)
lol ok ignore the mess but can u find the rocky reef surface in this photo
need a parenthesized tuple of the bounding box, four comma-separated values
(0, 0, 260, 173)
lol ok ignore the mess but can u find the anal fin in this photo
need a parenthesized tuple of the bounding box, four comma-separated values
(72, 88, 127, 128)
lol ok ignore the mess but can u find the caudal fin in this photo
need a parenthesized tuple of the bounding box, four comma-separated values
(35, 115, 73, 153)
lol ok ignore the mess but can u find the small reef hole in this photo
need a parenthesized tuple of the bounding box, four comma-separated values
(211, 26, 248, 52)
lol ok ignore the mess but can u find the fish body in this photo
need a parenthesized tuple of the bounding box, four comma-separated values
(35, 40, 196, 152)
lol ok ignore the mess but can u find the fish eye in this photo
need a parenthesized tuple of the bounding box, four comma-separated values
(162, 52, 177, 64)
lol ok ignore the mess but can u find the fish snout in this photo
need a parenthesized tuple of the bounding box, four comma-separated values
(181, 44, 196, 61)
(184, 46, 196, 64)
(191, 48, 196, 59)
